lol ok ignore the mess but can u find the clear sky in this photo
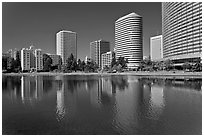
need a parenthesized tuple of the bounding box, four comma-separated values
(2, 2, 162, 60)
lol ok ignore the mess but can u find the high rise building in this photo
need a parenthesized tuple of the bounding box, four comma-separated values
(150, 35, 163, 61)
(162, 2, 202, 65)
(101, 51, 115, 69)
(35, 49, 43, 71)
(48, 54, 61, 66)
(21, 48, 31, 71)
(115, 12, 143, 68)
(56, 30, 77, 64)
(90, 39, 110, 68)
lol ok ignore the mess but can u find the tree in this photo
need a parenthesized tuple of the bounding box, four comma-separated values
(43, 54, 52, 71)
(103, 65, 110, 71)
(77, 59, 82, 71)
(85, 61, 98, 72)
(117, 56, 128, 69)
(192, 58, 202, 72)
(81, 61, 86, 71)
(183, 62, 191, 71)
(164, 59, 173, 71)
(7, 57, 15, 72)
(2, 56, 8, 70)
(65, 53, 77, 72)
(111, 56, 117, 68)
(13, 51, 21, 72)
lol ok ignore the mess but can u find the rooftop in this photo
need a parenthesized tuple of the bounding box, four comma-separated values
(116, 12, 141, 22)
(57, 30, 76, 34)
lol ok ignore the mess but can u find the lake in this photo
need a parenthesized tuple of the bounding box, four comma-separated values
(2, 75, 202, 135)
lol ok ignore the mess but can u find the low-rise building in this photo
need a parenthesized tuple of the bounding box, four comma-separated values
(48, 54, 61, 66)
(101, 51, 115, 69)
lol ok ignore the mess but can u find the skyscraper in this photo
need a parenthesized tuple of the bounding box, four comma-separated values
(162, 2, 202, 65)
(90, 39, 110, 68)
(56, 30, 77, 64)
(150, 35, 163, 61)
(115, 12, 143, 69)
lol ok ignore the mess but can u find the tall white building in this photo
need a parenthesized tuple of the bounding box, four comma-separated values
(56, 30, 77, 64)
(115, 12, 143, 68)
(162, 2, 202, 65)
(35, 49, 43, 71)
(150, 35, 163, 61)
(21, 48, 31, 71)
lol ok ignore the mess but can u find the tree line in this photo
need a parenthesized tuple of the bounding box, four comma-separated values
(2, 52, 201, 73)
(137, 56, 202, 72)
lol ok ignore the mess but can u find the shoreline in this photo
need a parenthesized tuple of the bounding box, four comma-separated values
(2, 71, 202, 79)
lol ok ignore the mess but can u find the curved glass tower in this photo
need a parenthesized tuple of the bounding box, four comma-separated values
(162, 2, 202, 63)
(115, 12, 143, 69)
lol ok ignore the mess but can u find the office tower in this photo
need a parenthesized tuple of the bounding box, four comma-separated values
(21, 48, 31, 71)
(90, 39, 110, 68)
(56, 30, 77, 64)
(115, 12, 143, 68)
(162, 2, 202, 65)
(101, 51, 115, 69)
(150, 35, 163, 61)
(35, 49, 43, 71)
(47, 54, 61, 66)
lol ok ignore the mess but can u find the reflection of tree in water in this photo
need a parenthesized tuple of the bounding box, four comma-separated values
(101, 92, 112, 105)
(2, 76, 22, 97)
(111, 76, 129, 91)
(42, 76, 53, 93)
(139, 78, 202, 91)
(64, 76, 98, 93)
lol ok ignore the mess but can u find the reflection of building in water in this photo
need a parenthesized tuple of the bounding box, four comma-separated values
(89, 77, 118, 108)
(114, 77, 143, 132)
(21, 76, 43, 103)
(89, 79, 102, 108)
(101, 77, 113, 96)
(56, 81, 65, 121)
(35, 76, 43, 99)
(148, 86, 165, 120)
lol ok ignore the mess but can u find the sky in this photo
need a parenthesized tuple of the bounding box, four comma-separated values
(2, 2, 162, 60)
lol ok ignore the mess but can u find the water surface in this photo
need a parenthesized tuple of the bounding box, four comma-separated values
(2, 75, 202, 135)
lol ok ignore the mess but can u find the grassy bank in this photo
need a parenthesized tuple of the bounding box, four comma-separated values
(2, 71, 202, 79)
